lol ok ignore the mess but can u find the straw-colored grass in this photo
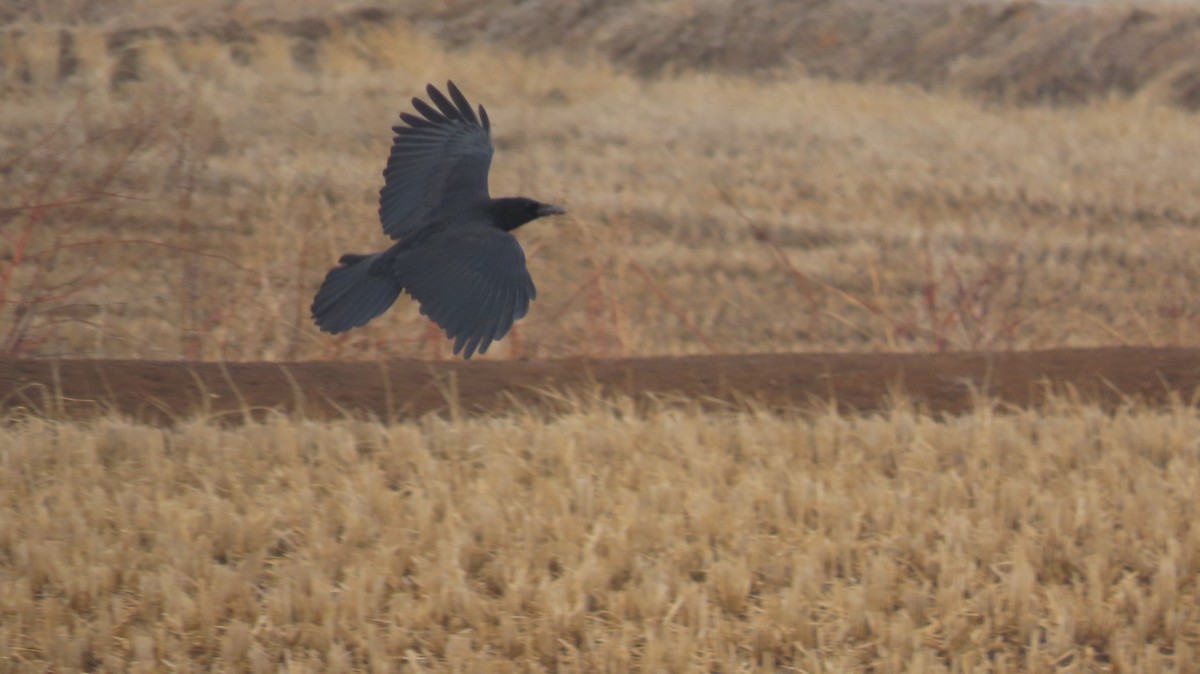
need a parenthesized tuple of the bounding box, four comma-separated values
(1, 401, 1198, 672)
(3, 6, 1200, 672)
(3, 7, 1200, 359)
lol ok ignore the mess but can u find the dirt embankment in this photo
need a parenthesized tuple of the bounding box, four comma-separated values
(5, 1, 1200, 109)
(3, 347, 1198, 424)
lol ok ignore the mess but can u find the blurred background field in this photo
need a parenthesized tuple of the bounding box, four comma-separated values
(3, 1, 1200, 672)
(3, 0, 1200, 360)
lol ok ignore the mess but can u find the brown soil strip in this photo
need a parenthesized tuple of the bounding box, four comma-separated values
(2, 347, 1198, 424)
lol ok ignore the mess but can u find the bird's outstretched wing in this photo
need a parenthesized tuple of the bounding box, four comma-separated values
(390, 226, 536, 359)
(379, 81, 494, 240)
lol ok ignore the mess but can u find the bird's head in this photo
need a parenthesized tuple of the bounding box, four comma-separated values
(492, 197, 566, 232)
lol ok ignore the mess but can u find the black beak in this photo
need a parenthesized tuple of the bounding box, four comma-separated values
(536, 203, 566, 217)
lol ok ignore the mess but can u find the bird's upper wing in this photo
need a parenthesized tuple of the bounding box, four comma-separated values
(391, 226, 536, 359)
(379, 81, 494, 240)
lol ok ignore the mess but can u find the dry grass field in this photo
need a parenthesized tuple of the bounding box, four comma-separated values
(3, 0, 1200, 671)
(4, 1, 1200, 360)
(3, 403, 1200, 672)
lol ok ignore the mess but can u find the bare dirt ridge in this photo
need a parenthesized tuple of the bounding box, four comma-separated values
(6, 1, 1200, 109)
(3, 347, 1198, 424)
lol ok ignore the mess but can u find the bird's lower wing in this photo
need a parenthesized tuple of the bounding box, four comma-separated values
(391, 228, 536, 359)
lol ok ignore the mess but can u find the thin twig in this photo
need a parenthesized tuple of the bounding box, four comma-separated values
(628, 261, 719, 354)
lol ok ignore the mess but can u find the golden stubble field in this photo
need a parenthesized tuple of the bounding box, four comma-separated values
(2, 1, 1200, 672)
(3, 403, 1200, 672)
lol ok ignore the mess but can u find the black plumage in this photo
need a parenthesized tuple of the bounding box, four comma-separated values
(311, 81, 565, 358)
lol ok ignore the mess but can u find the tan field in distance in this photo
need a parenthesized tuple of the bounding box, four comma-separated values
(2, 1, 1200, 672)
(3, 2, 1200, 360)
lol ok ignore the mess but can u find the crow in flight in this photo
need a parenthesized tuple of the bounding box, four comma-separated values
(311, 81, 565, 358)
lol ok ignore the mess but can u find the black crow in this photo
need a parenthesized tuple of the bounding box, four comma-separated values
(311, 81, 565, 358)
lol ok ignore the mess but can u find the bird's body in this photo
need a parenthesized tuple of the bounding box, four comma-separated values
(311, 81, 564, 358)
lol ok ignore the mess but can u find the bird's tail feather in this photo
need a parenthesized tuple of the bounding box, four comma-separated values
(311, 253, 403, 334)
